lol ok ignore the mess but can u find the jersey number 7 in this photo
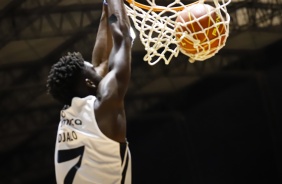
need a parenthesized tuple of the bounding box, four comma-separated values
(57, 146, 85, 184)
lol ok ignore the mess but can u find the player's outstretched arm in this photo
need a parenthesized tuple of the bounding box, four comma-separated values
(97, 0, 132, 103)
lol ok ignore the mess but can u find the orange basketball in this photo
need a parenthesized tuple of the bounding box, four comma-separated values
(175, 3, 227, 56)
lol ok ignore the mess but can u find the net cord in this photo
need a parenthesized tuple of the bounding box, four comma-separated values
(125, 0, 231, 65)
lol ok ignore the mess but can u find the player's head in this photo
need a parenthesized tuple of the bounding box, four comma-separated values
(46, 52, 102, 105)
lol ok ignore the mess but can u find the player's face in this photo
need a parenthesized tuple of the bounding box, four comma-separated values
(84, 62, 99, 80)
(74, 62, 101, 98)
(83, 62, 102, 90)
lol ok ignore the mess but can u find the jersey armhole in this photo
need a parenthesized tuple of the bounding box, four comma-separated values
(91, 97, 123, 145)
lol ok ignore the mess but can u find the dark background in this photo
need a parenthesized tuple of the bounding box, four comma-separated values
(128, 40, 282, 184)
(0, 0, 281, 184)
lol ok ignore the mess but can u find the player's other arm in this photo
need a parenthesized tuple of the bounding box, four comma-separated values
(92, 3, 112, 77)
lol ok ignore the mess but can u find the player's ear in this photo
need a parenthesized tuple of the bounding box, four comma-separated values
(85, 78, 96, 88)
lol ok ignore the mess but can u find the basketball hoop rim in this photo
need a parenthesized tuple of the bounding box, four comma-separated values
(125, 0, 203, 12)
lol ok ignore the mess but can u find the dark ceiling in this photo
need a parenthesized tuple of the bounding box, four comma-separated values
(0, 0, 282, 184)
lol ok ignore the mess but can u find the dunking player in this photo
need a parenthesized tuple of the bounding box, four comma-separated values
(46, 0, 133, 183)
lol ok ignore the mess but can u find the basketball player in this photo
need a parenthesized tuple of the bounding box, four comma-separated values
(46, 0, 133, 183)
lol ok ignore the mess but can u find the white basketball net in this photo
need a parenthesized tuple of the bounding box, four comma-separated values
(125, 0, 231, 65)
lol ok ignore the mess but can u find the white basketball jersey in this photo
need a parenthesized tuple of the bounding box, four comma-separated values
(54, 95, 131, 184)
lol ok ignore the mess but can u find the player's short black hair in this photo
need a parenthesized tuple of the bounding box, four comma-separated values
(46, 52, 84, 105)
